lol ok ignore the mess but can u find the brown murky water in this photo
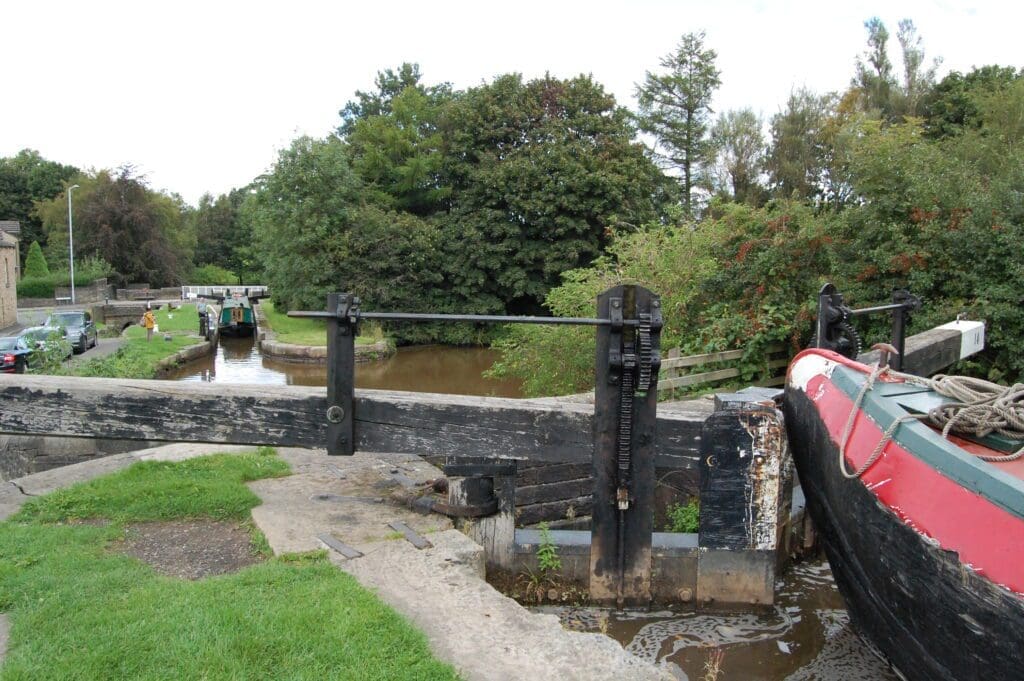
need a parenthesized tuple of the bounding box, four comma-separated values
(546, 559, 896, 681)
(165, 339, 892, 679)
(163, 336, 523, 397)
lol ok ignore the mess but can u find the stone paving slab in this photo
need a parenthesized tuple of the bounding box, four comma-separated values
(250, 448, 676, 681)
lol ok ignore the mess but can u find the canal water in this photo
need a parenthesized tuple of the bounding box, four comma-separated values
(163, 336, 523, 396)
(548, 560, 896, 681)
(164, 336, 894, 680)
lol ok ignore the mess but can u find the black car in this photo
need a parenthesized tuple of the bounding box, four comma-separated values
(0, 336, 33, 373)
(44, 310, 99, 354)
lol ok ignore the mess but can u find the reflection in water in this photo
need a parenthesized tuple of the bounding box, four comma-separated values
(549, 560, 896, 681)
(165, 337, 523, 397)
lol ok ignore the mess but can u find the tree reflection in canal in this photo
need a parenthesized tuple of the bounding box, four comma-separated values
(165, 337, 523, 397)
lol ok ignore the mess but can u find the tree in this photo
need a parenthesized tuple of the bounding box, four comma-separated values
(0, 149, 78, 255)
(851, 17, 941, 122)
(247, 136, 444, 319)
(924, 65, 1020, 139)
(441, 73, 668, 313)
(191, 188, 252, 282)
(709, 108, 766, 205)
(23, 240, 49, 278)
(338, 63, 452, 136)
(344, 85, 450, 216)
(35, 167, 191, 286)
(852, 17, 896, 117)
(635, 32, 722, 217)
(766, 89, 835, 201)
(894, 19, 941, 118)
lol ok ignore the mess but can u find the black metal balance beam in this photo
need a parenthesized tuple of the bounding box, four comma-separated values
(289, 310, 640, 326)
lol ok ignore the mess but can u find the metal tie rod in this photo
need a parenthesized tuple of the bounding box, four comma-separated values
(847, 303, 913, 317)
(290, 310, 638, 326)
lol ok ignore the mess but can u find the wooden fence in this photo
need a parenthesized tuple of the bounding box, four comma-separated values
(658, 343, 790, 394)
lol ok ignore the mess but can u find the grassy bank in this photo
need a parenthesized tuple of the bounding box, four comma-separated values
(259, 299, 382, 347)
(72, 304, 206, 379)
(0, 450, 460, 680)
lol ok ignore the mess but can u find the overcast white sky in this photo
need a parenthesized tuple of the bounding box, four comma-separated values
(2, 0, 1021, 205)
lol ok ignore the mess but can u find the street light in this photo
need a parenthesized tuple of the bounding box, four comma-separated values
(67, 184, 80, 304)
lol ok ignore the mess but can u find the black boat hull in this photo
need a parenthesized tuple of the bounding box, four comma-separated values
(218, 323, 256, 338)
(784, 386, 1024, 681)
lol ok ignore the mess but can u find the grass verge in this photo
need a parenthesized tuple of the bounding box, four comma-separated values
(73, 304, 207, 379)
(0, 449, 460, 680)
(259, 300, 381, 347)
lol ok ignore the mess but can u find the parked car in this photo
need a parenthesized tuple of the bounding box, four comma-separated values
(0, 336, 33, 373)
(44, 310, 99, 354)
(18, 326, 73, 360)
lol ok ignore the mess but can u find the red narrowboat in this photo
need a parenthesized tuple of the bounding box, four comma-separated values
(783, 349, 1024, 681)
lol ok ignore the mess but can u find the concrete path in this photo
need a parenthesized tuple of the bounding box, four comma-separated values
(66, 336, 125, 367)
(0, 444, 677, 680)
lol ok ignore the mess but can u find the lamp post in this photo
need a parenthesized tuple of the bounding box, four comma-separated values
(67, 184, 80, 304)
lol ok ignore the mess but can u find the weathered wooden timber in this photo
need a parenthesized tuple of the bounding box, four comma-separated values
(856, 324, 969, 377)
(0, 375, 706, 467)
(589, 285, 660, 607)
(696, 392, 792, 605)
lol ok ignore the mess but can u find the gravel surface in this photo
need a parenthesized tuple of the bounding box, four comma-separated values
(118, 519, 262, 579)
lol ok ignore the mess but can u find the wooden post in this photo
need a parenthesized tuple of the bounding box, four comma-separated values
(590, 285, 659, 607)
(326, 292, 356, 456)
(696, 394, 791, 605)
(446, 457, 517, 571)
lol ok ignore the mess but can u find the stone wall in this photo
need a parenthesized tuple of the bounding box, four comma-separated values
(54, 278, 115, 304)
(0, 235, 16, 329)
(115, 285, 182, 301)
(0, 435, 160, 481)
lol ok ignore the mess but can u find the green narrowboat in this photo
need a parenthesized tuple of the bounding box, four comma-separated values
(214, 292, 258, 337)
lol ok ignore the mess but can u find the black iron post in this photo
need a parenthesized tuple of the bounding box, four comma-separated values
(889, 289, 918, 372)
(815, 284, 832, 350)
(325, 292, 356, 455)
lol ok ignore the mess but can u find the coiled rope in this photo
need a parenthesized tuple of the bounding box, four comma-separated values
(838, 366, 1024, 478)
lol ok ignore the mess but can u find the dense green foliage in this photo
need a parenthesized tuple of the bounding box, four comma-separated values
(247, 68, 664, 343)
(190, 263, 238, 285)
(1, 452, 459, 680)
(439, 74, 667, 315)
(494, 85, 1024, 394)
(0, 149, 78, 253)
(22, 240, 48, 277)
(35, 167, 194, 287)
(191, 189, 254, 282)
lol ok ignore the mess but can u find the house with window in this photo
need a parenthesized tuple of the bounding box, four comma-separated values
(0, 227, 17, 330)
